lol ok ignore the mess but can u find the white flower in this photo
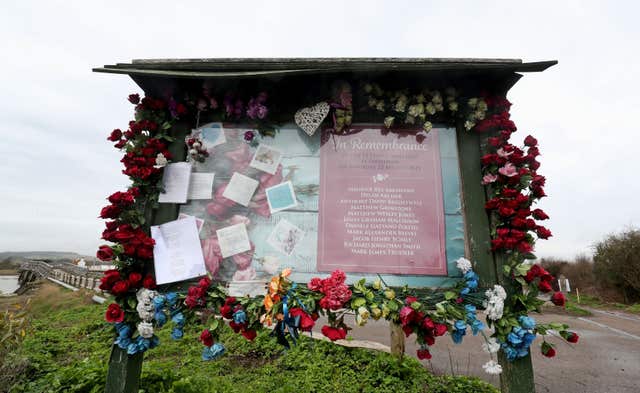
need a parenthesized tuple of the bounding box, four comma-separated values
(188, 148, 198, 156)
(154, 153, 168, 168)
(137, 321, 154, 339)
(491, 285, 507, 300)
(192, 141, 202, 149)
(455, 257, 473, 274)
(464, 120, 475, 130)
(261, 256, 280, 275)
(423, 121, 433, 133)
(482, 360, 502, 375)
(483, 285, 507, 321)
(482, 337, 501, 354)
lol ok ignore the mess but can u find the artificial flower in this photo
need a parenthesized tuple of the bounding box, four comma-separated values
(482, 360, 503, 375)
(321, 325, 347, 341)
(105, 303, 125, 323)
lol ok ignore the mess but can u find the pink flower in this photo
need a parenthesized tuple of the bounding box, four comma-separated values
(496, 148, 513, 158)
(498, 163, 518, 177)
(201, 237, 222, 277)
(232, 267, 256, 281)
(232, 243, 255, 270)
(225, 143, 252, 172)
(481, 173, 498, 185)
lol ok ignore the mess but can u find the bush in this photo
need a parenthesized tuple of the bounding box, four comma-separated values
(540, 254, 595, 294)
(593, 228, 640, 303)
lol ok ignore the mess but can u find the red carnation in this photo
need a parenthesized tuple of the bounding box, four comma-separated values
(289, 308, 315, 332)
(434, 323, 448, 337)
(566, 332, 579, 343)
(142, 274, 156, 289)
(241, 329, 257, 341)
(105, 303, 124, 323)
(551, 292, 566, 307)
(128, 272, 143, 288)
(417, 348, 432, 360)
(219, 304, 233, 319)
(532, 209, 549, 220)
(321, 325, 347, 341)
(538, 280, 553, 293)
(542, 346, 556, 358)
(199, 277, 212, 289)
(200, 329, 214, 347)
(185, 296, 199, 309)
(96, 245, 114, 261)
(422, 317, 435, 330)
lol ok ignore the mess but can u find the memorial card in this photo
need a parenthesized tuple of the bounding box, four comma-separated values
(187, 172, 215, 200)
(249, 143, 283, 174)
(158, 162, 192, 204)
(222, 172, 259, 206)
(217, 223, 252, 258)
(265, 181, 297, 213)
(200, 123, 226, 149)
(267, 219, 305, 256)
(151, 216, 207, 285)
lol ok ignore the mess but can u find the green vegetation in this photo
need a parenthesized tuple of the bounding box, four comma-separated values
(594, 228, 640, 303)
(567, 293, 640, 315)
(1, 284, 497, 393)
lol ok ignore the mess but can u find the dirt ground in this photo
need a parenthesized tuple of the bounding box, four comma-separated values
(315, 308, 640, 393)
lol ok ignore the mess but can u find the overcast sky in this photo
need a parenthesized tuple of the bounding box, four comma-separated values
(0, 1, 638, 260)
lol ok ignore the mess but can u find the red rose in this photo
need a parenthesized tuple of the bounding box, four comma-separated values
(551, 292, 566, 307)
(405, 296, 418, 305)
(99, 269, 121, 290)
(128, 272, 143, 288)
(321, 325, 347, 341)
(200, 329, 214, 347)
(536, 226, 553, 239)
(498, 207, 515, 217)
(111, 280, 130, 295)
(488, 137, 502, 147)
(142, 274, 156, 289)
(96, 245, 114, 261)
(199, 277, 211, 289)
(542, 346, 556, 358)
(229, 321, 244, 333)
(241, 329, 257, 341)
(417, 348, 432, 360)
(538, 280, 553, 293)
(422, 317, 435, 330)
(289, 308, 315, 332)
(185, 295, 199, 309)
(105, 303, 124, 323)
(399, 306, 417, 327)
(524, 135, 538, 147)
(108, 129, 123, 142)
(532, 209, 549, 220)
(434, 323, 448, 337)
(220, 304, 233, 319)
(566, 332, 579, 343)
(517, 241, 533, 254)
(128, 94, 140, 104)
(99, 205, 121, 219)
(424, 334, 435, 346)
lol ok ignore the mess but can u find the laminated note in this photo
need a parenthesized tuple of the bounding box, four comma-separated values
(151, 216, 206, 284)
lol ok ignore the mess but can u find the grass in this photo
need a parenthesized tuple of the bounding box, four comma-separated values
(567, 293, 640, 315)
(1, 283, 497, 393)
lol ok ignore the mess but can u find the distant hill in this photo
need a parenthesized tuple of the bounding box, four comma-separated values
(0, 251, 97, 270)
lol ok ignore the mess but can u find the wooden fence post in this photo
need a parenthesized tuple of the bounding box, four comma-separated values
(390, 322, 405, 358)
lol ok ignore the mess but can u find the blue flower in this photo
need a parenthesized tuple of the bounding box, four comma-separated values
(507, 332, 523, 345)
(155, 311, 167, 327)
(115, 336, 131, 349)
(116, 324, 131, 338)
(202, 343, 225, 361)
(171, 327, 184, 340)
(451, 330, 465, 344)
(464, 304, 476, 314)
(454, 320, 467, 331)
(517, 347, 529, 358)
(518, 316, 536, 330)
(471, 319, 484, 335)
(503, 345, 518, 361)
(165, 292, 178, 306)
(466, 279, 478, 289)
(171, 312, 185, 327)
(153, 295, 166, 310)
(463, 271, 479, 281)
(127, 342, 140, 355)
(232, 309, 247, 325)
(460, 287, 470, 295)
(522, 332, 536, 347)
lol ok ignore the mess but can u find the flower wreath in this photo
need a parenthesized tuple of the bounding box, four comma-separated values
(97, 86, 577, 375)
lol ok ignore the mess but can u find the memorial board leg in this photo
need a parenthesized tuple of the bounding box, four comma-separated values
(105, 345, 144, 393)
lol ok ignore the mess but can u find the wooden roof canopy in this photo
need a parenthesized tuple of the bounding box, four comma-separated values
(93, 57, 557, 102)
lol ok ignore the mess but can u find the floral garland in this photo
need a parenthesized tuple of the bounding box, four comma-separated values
(97, 87, 578, 371)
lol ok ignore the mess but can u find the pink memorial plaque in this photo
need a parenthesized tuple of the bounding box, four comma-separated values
(317, 127, 447, 275)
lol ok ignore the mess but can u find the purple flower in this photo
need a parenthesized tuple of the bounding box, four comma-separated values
(244, 131, 255, 142)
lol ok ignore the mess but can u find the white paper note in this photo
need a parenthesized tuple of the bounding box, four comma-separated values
(187, 172, 215, 200)
(158, 162, 192, 204)
(217, 223, 251, 258)
(151, 216, 207, 285)
(177, 213, 204, 233)
(222, 172, 259, 207)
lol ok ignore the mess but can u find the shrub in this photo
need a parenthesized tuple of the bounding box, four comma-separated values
(593, 228, 640, 303)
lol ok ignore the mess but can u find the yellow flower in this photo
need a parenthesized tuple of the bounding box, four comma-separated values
(384, 289, 395, 300)
(372, 279, 382, 290)
(371, 307, 382, 320)
(423, 121, 433, 133)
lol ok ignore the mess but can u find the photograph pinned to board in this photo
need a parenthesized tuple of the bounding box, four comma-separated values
(216, 223, 252, 258)
(267, 219, 305, 256)
(187, 172, 215, 200)
(199, 122, 226, 150)
(177, 213, 204, 233)
(222, 172, 259, 207)
(266, 181, 297, 213)
(150, 216, 206, 285)
(158, 162, 192, 204)
(249, 143, 283, 174)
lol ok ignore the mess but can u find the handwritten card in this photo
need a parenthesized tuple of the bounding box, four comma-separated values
(158, 162, 192, 204)
(222, 172, 259, 207)
(187, 172, 215, 200)
(266, 181, 297, 213)
(217, 223, 252, 258)
(267, 219, 305, 256)
(177, 213, 204, 233)
(250, 143, 283, 174)
(151, 216, 206, 285)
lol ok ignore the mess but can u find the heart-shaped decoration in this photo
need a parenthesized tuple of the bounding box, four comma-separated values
(294, 101, 330, 136)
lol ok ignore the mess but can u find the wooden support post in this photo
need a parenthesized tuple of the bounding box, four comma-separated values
(457, 128, 535, 393)
(390, 322, 405, 358)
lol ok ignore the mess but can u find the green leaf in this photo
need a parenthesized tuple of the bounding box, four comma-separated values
(444, 291, 457, 300)
(503, 265, 512, 275)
